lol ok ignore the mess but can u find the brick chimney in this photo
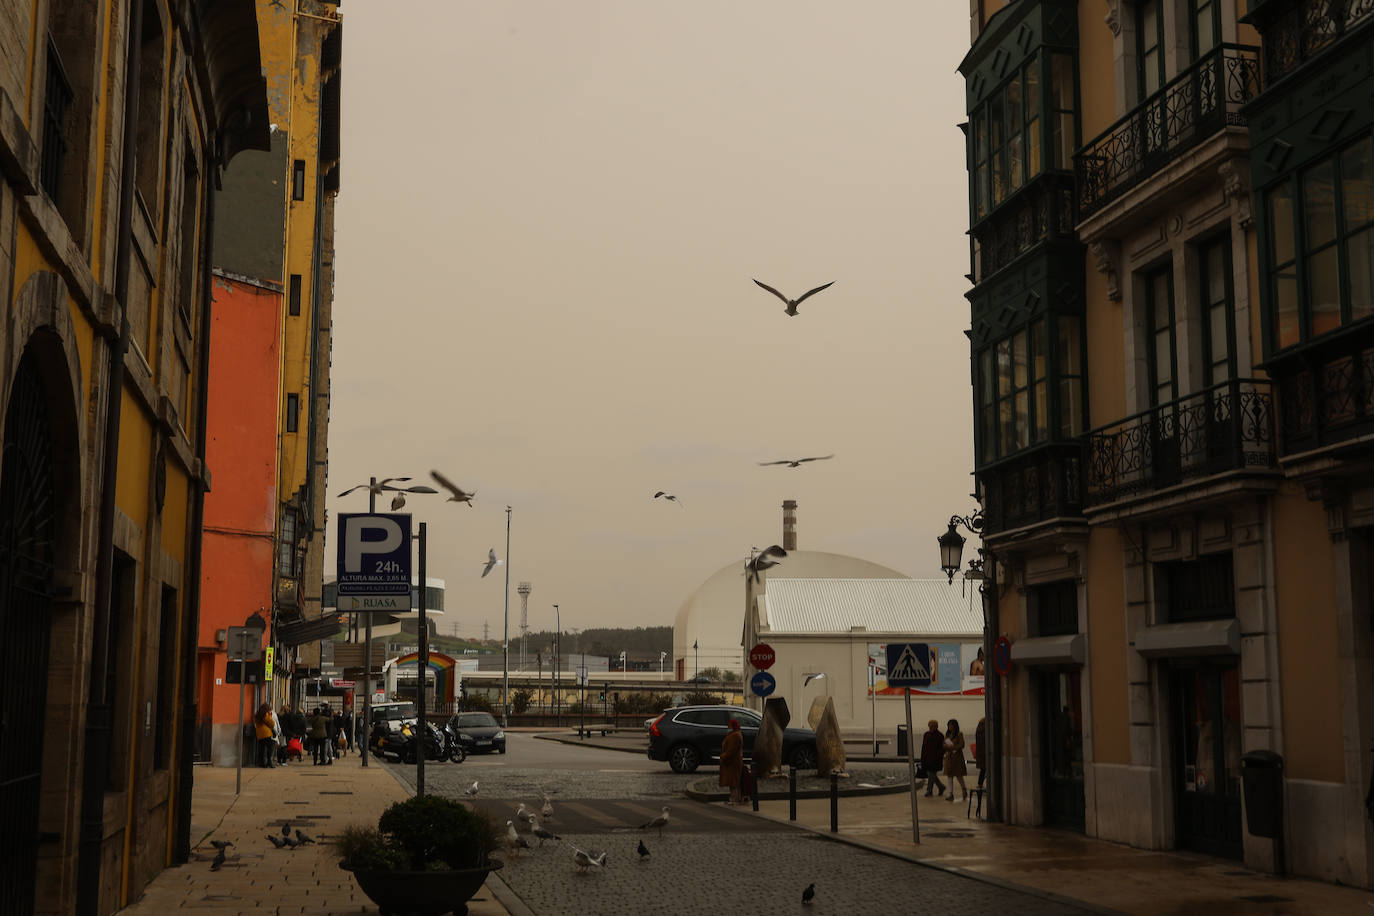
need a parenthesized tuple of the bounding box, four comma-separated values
(782, 500, 797, 551)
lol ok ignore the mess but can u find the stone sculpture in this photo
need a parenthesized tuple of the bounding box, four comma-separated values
(752, 697, 791, 777)
(809, 695, 847, 777)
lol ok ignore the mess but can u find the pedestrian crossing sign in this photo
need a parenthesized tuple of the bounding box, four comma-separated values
(885, 642, 932, 687)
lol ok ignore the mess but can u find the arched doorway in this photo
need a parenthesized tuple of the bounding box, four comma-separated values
(0, 354, 59, 914)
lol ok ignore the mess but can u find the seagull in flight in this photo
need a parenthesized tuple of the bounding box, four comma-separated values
(745, 545, 787, 583)
(337, 477, 438, 499)
(753, 279, 835, 317)
(481, 548, 503, 578)
(758, 455, 834, 468)
(652, 491, 683, 505)
(430, 470, 475, 506)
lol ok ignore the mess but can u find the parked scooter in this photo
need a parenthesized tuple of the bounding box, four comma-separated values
(397, 720, 467, 764)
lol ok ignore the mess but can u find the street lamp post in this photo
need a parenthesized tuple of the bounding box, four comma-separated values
(693, 640, 699, 679)
(659, 650, 667, 679)
(552, 604, 560, 726)
(938, 509, 998, 821)
(501, 506, 512, 728)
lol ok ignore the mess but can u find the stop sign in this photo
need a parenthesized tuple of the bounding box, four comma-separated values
(749, 643, 775, 670)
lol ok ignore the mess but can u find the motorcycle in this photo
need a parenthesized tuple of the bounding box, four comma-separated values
(377, 720, 466, 764)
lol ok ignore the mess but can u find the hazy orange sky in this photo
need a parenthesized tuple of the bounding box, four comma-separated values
(328, 1, 975, 642)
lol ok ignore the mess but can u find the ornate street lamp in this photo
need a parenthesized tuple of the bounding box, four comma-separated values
(938, 512, 984, 581)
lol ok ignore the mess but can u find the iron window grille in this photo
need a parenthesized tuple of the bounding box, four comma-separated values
(1157, 554, 1236, 623)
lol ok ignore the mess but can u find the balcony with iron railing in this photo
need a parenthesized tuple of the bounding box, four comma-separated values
(1275, 335, 1374, 458)
(1085, 379, 1277, 507)
(1249, 0, 1374, 88)
(977, 441, 1085, 536)
(1075, 44, 1261, 221)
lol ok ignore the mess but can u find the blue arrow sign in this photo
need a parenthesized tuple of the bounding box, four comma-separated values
(885, 642, 932, 688)
(750, 671, 776, 697)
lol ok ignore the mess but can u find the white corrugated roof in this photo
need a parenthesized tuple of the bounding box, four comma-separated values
(761, 579, 983, 636)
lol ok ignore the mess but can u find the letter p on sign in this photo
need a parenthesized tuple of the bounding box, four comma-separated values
(344, 517, 403, 573)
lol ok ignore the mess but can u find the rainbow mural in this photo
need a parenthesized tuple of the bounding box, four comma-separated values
(393, 651, 458, 707)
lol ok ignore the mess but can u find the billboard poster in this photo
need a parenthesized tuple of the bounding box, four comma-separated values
(868, 642, 985, 696)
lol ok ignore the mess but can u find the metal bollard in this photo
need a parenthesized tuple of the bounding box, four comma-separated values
(830, 772, 838, 833)
(789, 767, 797, 821)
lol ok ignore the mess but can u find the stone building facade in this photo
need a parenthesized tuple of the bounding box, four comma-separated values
(963, 0, 1374, 887)
(0, 0, 267, 911)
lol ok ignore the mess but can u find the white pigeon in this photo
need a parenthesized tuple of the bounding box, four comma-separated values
(572, 846, 606, 872)
(463, 780, 479, 798)
(639, 806, 670, 837)
(481, 548, 503, 578)
(541, 796, 554, 819)
(505, 821, 530, 855)
(532, 821, 560, 846)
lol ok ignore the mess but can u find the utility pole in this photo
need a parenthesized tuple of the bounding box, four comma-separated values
(518, 582, 532, 672)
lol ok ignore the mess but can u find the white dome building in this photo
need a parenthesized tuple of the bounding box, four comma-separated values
(671, 500, 908, 679)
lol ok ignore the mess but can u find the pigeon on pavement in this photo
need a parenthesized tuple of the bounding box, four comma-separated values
(639, 806, 670, 837)
(295, 830, 316, 846)
(803, 883, 816, 905)
(430, 470, 475, 506)
(481, 548, 503, 578)
(506, 821, 530, 856)
(757, 454, 834, 468)
(210, 848, 226, 871)
(637, 839, 650, 860)
(752, 279, 835, 317)
(283, 835, 299, 849)
(281, 823, 291, 837)
(209, 840, 233, 851)
(267, 834, 286, 849)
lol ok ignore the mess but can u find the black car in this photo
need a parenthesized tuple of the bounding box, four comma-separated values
(646, 705, 817, 773)
(448, 711, 506, 754)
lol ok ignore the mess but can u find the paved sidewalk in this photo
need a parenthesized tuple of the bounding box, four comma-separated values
(745, 789, 1374, 916)
(118, 754, 514, 916)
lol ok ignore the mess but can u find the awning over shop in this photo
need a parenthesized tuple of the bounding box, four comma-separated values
(1133, 619, 1240, 658)
(275, 613, 343, 646)
(1010, 633, 1085, 667)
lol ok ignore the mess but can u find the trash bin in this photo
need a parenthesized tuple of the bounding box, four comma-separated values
(1240, 750, 1284, 839)
(896, 724, 910, 758)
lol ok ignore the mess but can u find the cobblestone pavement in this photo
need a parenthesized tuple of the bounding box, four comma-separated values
(385, 759, 698, 800)
(494, 830, 1097, 916)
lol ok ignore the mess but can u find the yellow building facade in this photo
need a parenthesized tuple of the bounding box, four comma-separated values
(963, 0, 1374, 886)
(0, 0, 267, 912)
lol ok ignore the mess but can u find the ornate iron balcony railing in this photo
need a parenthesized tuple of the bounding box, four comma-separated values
(1276, 336, 1374, 456)
(1075, 44, 1261, 220)
(40, 39, 73, 203)
(1256, 0, 1374, 86)
(1085, 379, 1276, 506)
(976, 441, 1084, 535)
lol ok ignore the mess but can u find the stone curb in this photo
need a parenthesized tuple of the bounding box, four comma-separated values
(531, 730, 909, 765)
(737, 801, 1125, 916)
(683, 779, 910, 802)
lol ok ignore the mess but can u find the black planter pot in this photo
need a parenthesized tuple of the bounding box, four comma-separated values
(347, 859, 503, 916)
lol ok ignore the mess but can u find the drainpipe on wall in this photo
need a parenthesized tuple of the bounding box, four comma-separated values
(985, 553, 1003, 823)
(173, 163, 217, 864)
(78, 0, 142, 910)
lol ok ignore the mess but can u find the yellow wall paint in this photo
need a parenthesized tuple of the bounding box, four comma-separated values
(1273, 485, 1343, 782)
(160, 464, 189, 568)
(114, 390, 153, 529)
(1077, 2, 1115, 143)
(1084, 252, 1125, 429)
(1087, 527, 1130, 764)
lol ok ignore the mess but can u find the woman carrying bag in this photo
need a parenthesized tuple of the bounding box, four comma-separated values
(943, 718, 968, 802)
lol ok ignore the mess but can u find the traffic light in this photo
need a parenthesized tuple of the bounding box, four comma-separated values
(598, 690, 606, 702)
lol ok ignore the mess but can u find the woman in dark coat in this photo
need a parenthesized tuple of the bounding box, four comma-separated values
(719, 719, 744, 805)
(920, 719, 947, 798)
(944, 718, 968, 802)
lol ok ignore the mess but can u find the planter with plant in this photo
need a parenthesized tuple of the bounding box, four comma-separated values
(336, 794, 503, 916)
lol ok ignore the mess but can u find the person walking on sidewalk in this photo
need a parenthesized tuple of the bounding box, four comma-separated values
(920, 719, 947, 798)
(974, 717, 987, 789)
(253, 704, 278, 768)
(943, 718, 968, 802)
(719, 718, 744, 805)
(309, 706, 330, 765)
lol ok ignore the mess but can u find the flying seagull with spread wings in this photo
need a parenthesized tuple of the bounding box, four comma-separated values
(337, 477, 439, 499)
(481, 548, 503, 578)
(745, 545, 787, 583)
(752, 279, 835, 316)
(430, 470, 475, 506)
(758, 455, 834, 468)
(652, 491, 683, 505)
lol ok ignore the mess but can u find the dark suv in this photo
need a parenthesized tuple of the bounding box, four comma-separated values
(646, 705, 818, 773)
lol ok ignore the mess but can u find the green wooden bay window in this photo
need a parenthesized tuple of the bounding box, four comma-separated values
(1264, 133, 1374, 352)
(977, 316, 1085, 463)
